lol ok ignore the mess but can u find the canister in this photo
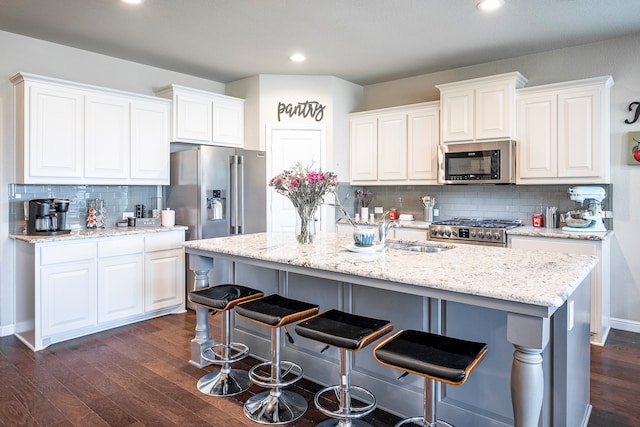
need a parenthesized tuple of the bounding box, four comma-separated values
(161, 208, 175, 227)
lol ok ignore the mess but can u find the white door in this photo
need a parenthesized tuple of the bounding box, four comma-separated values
(267, 125, 325, 233)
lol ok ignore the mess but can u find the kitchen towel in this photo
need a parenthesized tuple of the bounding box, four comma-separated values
(161, 209, 175, 227)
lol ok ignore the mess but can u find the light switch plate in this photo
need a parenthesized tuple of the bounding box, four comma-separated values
(374, 206, 383, 214)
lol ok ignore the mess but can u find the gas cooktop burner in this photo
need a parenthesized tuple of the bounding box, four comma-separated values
(432, 218, 522, 229)
(428, 218, 522, 247)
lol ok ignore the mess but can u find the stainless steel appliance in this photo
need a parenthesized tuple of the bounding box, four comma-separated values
(164, 145, 267, 307)
(438, 140, 516, 184)
(26, 198, 71, 235)
(428, 218, 522, 247)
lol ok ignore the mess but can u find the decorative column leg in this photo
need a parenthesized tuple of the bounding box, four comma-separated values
(511, 346, 544, 427)
(507, 313, 549, 427)
(189, 255, 215, 367)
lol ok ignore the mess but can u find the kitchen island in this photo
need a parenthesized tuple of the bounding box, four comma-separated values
(184, 232, 598, 427)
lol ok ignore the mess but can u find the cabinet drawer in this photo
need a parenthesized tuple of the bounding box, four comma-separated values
(145, 231, 185, 252)
(40, 242, 97, 266)
(98, 237, 144, 258)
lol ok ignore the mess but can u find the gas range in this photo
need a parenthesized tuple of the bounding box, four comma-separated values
(428, 218, 522, 247)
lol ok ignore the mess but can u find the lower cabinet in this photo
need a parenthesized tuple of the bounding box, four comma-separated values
(14, 230, 185, 351)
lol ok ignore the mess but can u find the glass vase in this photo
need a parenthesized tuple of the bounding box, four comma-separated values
(295, 204, 318, 244)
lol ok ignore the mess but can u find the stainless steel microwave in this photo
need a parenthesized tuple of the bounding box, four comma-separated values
(438, 140, 516, 184)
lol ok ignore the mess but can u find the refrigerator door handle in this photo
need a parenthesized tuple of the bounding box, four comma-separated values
(237, 155, 245, 234)
(230, 155, 238, 234)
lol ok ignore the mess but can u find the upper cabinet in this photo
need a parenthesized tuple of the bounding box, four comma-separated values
(11, 73, 170, 185)
(154, 84, 245, 148)
(350, 102, 440, 185)
(516, 76, 613, 184)
(436, 72, 527, 143)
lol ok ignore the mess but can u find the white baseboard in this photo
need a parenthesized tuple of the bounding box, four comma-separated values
(610, 317, 640, 334)
(0, 324, 15, 337)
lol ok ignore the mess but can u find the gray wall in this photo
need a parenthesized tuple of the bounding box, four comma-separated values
(360, 32, 640, 329)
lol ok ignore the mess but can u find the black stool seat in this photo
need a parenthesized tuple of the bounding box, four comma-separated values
(188, 284, 263, 311)
(235, 294, 319, 327)
(375, 330, 487, 385)
(295, 309, 393, 351)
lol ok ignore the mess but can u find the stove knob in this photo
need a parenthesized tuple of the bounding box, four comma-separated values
(431, 229, 438, 236)
(470, 231, 477, 238)
(478, 231, 485, 239)
(485, 233, 492, 240)
(494, 232, 501, 240)
(438, 229, 445, 236)
(452, 230, 458, 237)
(445, 229, 451, 237)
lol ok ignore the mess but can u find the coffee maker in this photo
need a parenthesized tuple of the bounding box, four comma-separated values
(26, 198, 71, 235)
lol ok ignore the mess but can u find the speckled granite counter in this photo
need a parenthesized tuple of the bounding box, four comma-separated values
(11, 225, 188, 243)
(185, 231, 594, 427)
(184, 231, 596, 309)
(508, 225, 613, 241)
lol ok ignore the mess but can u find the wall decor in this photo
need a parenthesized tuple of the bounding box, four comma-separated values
(624, 101, 640, 124)
(277, 100, 326, 122)
(627, 131, 640, 165)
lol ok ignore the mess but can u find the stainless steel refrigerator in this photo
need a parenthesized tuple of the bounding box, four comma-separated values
(164, 145, 267, 307)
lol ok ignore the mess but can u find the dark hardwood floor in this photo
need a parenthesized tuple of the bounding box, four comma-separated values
(1, 311, 638, 426)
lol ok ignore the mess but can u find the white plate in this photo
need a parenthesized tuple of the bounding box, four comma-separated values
(343, 243, 385, 253)
(399, 214, 414, 221)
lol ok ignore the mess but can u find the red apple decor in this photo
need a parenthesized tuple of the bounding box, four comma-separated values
(633, 137, 640, 162)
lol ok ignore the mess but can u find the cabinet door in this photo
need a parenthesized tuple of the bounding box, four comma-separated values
(144, 248, 185, 312)
(175, 93, 212, 142)
(212, 97, 244, 147)
(557, 88, 602, 178)
(41, 261, 97, 336)
(378, 113, 407, 181)
(441, 88, 474, 142)
(350, 117, 378, 181)
(98, 254, 144, 323)
(407, 108, 439, 181)
(28, 84, 83, 180)
(130, 100, 170, 183)
(85, 94, 130, 180)
(517, 94, 558, 179)
(476, 83, 511, 140)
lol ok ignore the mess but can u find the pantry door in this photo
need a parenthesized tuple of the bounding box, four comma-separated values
(267, 124, 327, 233)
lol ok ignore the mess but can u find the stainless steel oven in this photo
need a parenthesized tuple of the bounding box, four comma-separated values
(438, 140, 516, 184)
(428, 218, 522, 247)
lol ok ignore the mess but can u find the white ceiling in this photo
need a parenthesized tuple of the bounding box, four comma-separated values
(1, 0, 640, 86)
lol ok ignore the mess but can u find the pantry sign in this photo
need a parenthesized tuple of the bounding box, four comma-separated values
(277, 100, 326, 122)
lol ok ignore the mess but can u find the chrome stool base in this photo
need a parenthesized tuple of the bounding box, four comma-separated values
(196, 368, 252, 396)
(395, 416, 453, 427)
(243, 390, 308, 425)
(317, 419, 373, 427)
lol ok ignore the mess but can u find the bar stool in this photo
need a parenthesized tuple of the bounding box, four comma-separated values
(188, 284, 264, 397)
(295, 309, 394, 427)
(234, 294, 319, 424)
(374, 329, 487, 427)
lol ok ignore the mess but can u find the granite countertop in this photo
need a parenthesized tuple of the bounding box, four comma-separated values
(11, 225, 188, 243)
(184, 231, 598, 309)
(507, 225, 613, 241)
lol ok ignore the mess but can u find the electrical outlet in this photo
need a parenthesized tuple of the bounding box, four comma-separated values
(122, 211, 134, 220)
(434, 208, 440, 216)
(374, 206, 383, 214)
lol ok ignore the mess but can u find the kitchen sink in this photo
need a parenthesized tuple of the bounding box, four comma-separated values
(385, 240, 452, 253)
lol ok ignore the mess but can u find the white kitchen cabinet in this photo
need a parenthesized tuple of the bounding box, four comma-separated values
(85, 93, 130, 180)
(437, 72, 527, 143)
(97, 237, 145, 323)
(144, 232, 185, 312)
(516, 76, 613, 184)
(350, 102, 439, 185)
(155, 84, 245, 147)
(508, 234, 611, 345)
(11, 72, 171, 185)
(14, 229, 185, 351)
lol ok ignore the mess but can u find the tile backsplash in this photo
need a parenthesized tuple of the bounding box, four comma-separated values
(9, 184, 160, 233)
(343, 183, 613, 227)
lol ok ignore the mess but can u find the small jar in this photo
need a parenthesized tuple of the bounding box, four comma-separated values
(532, 214, 543, 227)
(389, 208, 398, 220)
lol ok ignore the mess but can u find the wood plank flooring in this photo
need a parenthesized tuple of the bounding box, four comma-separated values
(1, 311, 638, 426)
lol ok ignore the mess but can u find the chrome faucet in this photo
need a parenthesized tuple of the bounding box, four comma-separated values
(378, 211, 399, 245)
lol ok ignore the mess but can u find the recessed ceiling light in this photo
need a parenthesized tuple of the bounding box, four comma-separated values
(477, 0, 504, 11)
(290, 53, 306, 63)
(122, 0, 143, 4)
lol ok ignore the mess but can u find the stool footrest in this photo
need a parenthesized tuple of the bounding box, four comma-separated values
(249, 360, 303, 388)
(314, 384, 376, 420)
(395, 417, 453, 427)
(201, 342, 250, 365)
